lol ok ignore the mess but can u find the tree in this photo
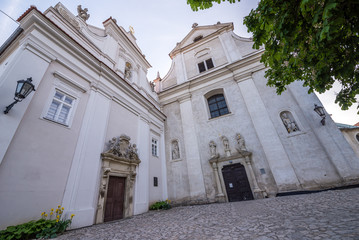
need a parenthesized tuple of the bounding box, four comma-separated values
(187, 0, 359, 111)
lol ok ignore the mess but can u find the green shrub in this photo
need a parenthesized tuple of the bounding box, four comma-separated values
(149, 199, 171, 210)
(0, 205, 75, 240)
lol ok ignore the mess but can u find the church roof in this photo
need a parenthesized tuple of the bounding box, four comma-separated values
(336, 123, 359, 129)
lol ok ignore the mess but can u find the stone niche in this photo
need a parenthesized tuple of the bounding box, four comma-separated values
(209, 134, 267, 202)
(95, 135, 140, 224)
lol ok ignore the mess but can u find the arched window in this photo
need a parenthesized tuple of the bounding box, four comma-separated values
(207, 94, 229, 118)
(356, 133, 359, 143)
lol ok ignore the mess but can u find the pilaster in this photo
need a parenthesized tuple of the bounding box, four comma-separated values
(179, 96, 206, 199)
(235, 75, 301, 192)
(61, 88, 111, 228)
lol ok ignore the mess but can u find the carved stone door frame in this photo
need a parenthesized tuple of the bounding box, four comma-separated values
(95, 135, 140, 224)
(209, 151, 266, 202)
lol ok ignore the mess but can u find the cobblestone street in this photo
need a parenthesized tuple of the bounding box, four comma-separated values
(56, 188, 359, 240)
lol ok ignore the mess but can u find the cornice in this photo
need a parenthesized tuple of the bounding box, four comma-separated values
(159, 51, 265, 105)
(6, 7, 166, 122)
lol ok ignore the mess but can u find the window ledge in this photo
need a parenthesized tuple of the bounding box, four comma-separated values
(207, 112, 233, 122)
(41, 117, 70, 128)
(285, 131, 307, 138)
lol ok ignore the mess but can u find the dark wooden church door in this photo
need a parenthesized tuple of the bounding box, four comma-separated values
(104, 176, 125, 222)
(222, 163, 254, 202)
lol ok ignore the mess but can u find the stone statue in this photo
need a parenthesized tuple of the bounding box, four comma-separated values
(221, 136, 230, 151)
(124, 62, 132, 79)
(281, 112, 299, 133)
(172, 140, 180, 160)
(77, 5, 90, 21)
(221, 136, 231, 157)
(150, 81, 155, 92)
(209, 141, 217, 158)
(192, 23, 198, 28)
(236, 134, 247, 152)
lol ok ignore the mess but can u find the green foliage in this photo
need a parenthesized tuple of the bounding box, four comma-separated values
(244, 0, 359, 111)
(0, 219, 56, 240)
(149, 199, 171, 210)
(0, 205, 74, 240)
(187, 0, 238, 11)
(188, 0, 359, 111)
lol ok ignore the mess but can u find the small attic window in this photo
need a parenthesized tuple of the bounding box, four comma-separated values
(193, 35, 203, 42)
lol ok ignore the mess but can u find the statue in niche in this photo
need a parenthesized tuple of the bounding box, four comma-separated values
(236, 133, 247, 152)
(124, 62, 132, 80)
(209, 141, 218, 158)
(281, 112, 299, 133)
(105, 135, 139, 160)
(77, 5, 90, 21)
(172, 140, 180, 160)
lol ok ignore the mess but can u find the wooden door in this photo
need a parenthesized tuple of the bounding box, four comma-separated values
(222, 163, 254, 202)
(104, 176, 125, 222)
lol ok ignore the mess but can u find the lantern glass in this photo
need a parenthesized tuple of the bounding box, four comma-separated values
(314, 104, 325, 117)
(15, 78, 35, 100)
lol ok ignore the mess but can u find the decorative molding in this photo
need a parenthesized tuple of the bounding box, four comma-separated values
(96, 135, 140, 224)
(53, 71, 87, 93)
(55, 3, 80, 30)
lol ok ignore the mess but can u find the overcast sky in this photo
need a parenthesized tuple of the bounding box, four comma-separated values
(1, 0, 358, 125)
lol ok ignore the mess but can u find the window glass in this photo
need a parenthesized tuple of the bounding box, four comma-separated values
(206, 59, 214, 69)
(152, 139, 158, 156)
(198, 62, 206, 73)
(45, 90, 74, 125)
(207, 94, 229, 118)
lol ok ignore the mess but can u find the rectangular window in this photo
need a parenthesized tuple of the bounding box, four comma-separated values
(152, 138, 158, 156)
(154, 177, 158, 187)
(198, 58, 214, 73)
(45, 90, 74, 125)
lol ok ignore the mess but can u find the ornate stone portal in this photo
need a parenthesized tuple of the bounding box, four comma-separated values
(95, 135, 140, 224)
(209, 134, 267, 202)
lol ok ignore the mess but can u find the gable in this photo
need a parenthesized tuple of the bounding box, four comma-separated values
(170, 23, 233, 58)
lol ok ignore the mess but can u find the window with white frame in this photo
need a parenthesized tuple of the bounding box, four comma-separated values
(152, 138, 158, 156)
(45, 90, 75, 125)
(198, 58, 214, 73)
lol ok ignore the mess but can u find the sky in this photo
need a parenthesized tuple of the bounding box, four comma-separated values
(0, 0, 358, 125)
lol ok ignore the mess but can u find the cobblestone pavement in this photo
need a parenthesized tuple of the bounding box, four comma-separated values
(56, 188, 359, 240)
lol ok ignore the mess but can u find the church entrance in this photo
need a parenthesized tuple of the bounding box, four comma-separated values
(104, 176, 125, 222)
(222, 163, 254, 202)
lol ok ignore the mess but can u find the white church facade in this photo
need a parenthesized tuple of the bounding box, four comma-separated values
(0, 3, 358, 230)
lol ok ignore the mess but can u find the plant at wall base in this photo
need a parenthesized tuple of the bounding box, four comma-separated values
(0, 205, 74, 240)
(149, 199, 171, 210)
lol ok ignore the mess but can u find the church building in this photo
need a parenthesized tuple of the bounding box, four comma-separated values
(0, 3, 358, 230)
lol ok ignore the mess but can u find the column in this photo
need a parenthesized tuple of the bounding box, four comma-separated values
(244, 156, 264, 198)
(236, 74, 300, 191)
(61, 88, 111, 228)
(212, 162, 224, 197)
(134, 116, 150, 214)
(179, 96, 206, 198)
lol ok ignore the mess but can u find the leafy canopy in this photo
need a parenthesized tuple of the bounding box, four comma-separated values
(187, 0, 359, 111)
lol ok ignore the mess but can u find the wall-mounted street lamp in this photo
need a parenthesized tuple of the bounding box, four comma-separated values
(314, 104, 326, 125)
(4, 77, 35, 114)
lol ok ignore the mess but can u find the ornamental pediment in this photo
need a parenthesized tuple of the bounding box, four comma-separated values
(101, 135, 140, 164)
